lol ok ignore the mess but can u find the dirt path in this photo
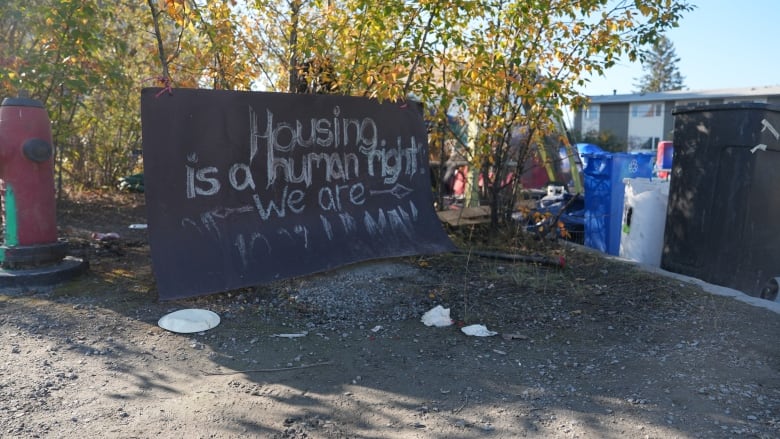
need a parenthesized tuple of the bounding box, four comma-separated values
(0, 192, 778, 438)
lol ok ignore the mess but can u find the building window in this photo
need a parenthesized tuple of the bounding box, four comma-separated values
(584, 106, 599, 120)
(628, 136, 661, 151)
(676, 100, 708, 107)
(725, 97, 767, 104)
(631, 103, 663, 118)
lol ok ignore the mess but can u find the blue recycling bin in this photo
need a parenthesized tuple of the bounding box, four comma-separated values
(583, 152, 654, 255)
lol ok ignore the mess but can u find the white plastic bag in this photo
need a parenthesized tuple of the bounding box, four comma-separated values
(461, 324, 498, 337)
(421, 305, 452, 327)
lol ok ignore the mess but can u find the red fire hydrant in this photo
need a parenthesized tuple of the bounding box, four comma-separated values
(0, 92, 86, 283)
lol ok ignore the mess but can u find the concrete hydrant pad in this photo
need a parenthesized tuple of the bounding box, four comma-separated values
(0, 256, 88, 288)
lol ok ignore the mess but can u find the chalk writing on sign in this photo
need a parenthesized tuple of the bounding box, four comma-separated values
(180, 105, 425, 247)
(185, 106, 420, 202)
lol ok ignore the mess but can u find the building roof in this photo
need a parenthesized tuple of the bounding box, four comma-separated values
(588, 84, 780, 104)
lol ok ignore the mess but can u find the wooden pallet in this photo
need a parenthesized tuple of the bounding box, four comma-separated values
(437, 205, 491, 226)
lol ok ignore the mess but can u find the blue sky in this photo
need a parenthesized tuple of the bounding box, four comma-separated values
(581, 0, 780, 96)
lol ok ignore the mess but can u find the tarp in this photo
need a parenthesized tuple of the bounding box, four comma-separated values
(575, 143, 604, 155)
(141, 88, 454, 300)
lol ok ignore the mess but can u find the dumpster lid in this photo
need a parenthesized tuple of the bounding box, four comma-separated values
(673, 102, 780, 116)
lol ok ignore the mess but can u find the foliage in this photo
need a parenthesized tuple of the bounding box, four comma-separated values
(1, 0, 152, 188)
(423, 0, 693, 227)
(1, 0, 694, 219)
(634, 35, 686, 93)
(573, 129, 626, 152)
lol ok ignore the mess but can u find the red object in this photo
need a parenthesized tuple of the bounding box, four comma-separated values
(0, 95, 58, 246)
(656, 141, 673, 180)
(451, 166, 468, 196)
(520, 157, 550, 189)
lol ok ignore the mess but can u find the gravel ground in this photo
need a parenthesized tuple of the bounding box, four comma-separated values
(0, 191, 778, 438)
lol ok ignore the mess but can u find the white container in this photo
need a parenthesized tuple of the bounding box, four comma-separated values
(619, 178, 670, 266)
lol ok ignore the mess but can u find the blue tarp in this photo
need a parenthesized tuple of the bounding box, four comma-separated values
(576, 143, 604, 155)
(516, 191, 585, 244)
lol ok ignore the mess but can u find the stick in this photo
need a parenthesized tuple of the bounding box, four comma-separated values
(201, 361, 333, 376)
(455, 249, 565, 268)
(452, 391, 470, 414)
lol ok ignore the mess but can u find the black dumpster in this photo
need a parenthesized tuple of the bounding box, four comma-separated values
(662, 103, 780, 299)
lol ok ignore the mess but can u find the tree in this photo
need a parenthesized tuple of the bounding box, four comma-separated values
(0, 0, 151, 189)
(634, 35, 685, 93)
(3, 0, 695, 220)
(418, 0, 694, 227)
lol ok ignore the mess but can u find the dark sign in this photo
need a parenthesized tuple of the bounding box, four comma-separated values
(141, 88, 454, 300)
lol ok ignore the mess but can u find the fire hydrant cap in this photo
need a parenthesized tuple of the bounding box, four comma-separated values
(1, 97, 44, 108)
(23, 139, 52, 163)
